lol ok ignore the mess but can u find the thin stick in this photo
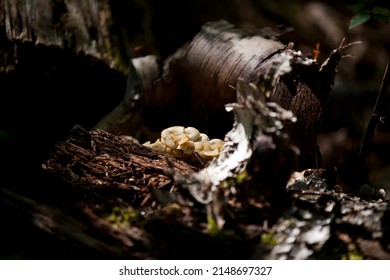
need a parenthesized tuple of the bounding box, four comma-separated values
(356, 59, 390, 177)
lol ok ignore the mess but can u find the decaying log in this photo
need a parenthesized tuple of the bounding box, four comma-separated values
(40, 124, 259, 259)
(39, 81, 390, 260)
(0, 188, 150, 259)
(0, 0, 129, 186)
(1, 0, 126, 70)
(97, 20, 346, 169)
(39, 123, 390, 260)
(152, 20, 343, 169)
(172, 79, 298, 205)
(43, 125, 198, 193)
(3, 5, 387, 258)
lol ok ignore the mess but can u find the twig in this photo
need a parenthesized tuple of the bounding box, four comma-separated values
(356, 59, 390, 177)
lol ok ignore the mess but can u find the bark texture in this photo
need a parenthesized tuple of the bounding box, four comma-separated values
(43, 125, 198, 190)
(103, 20, 342, 168)
(1, 0, 125, 70)
(38, 124, 390, 260)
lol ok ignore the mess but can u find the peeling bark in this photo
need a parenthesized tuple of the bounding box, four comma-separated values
(1, 0, 122, 69)
(105, 20, 344, 168)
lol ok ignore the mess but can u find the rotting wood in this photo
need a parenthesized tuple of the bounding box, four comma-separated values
(2, 6, 386, 258)
(0, 188, 151, 259)
(1, 0, 124, 70)
(43, 125, 198, 194)
(171, 79, 298, 205)
(97, 20, 348, 169)
(151, 20, 345, 169)
(38, 124, 259, 259)
(39, 124, 390, 260)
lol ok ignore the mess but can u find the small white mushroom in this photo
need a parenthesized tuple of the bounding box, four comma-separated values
(173, 133, 189, 145)
(209, 139, 225, 151)
(143, 141, 151, 147)
(201, 141, 212, 152)
(203, 149, 220, 157)
(178, 141, 195, 154)
(143, 125, 225, 161)
(197, 142, 215, 158)
(185, 127, 201, 141)
(148, 139, 166, 153)
(161, 126, 185, 139)
(194, 141, 204, 152)
(199, 133, 209, 141)
(165, 135, 178, 149)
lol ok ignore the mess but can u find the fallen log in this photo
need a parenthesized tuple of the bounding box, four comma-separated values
(39, 123, 390, 260)
(3, 12, 387, 260)
(97, 20, 348, 169)
(41, 72, 390, 260)
(43, 125, 198, 199)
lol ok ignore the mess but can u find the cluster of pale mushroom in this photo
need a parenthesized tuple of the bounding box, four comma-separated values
(143, 126, 225, 162)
